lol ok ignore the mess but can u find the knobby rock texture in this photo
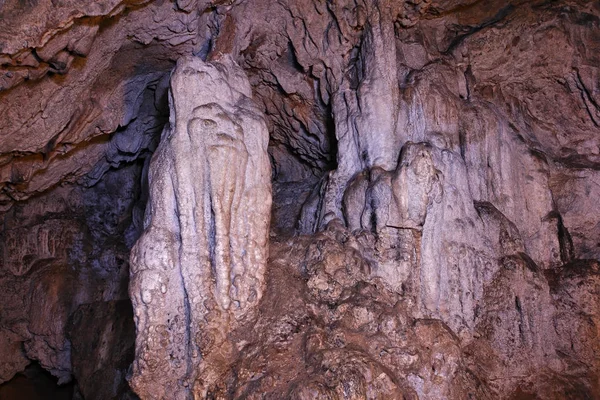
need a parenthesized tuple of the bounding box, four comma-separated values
(129, 55, 272, 399)
(0, 0, 599, 399)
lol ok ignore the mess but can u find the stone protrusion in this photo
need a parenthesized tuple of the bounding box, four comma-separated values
(128, 55, 272, 399)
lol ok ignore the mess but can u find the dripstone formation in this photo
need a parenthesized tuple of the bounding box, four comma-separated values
(0, 0, 599, 399)
(129, 55, 272, 399)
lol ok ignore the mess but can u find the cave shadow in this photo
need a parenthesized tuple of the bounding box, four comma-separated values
(0, 362, 75, 400)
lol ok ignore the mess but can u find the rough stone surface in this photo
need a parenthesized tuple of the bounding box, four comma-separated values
(216, 223, 486, 399)
(0, 0, 211, 210)
(0, 164, 143, 395)
(128, 55, 272, 399)
(0, 0, 599, 399)
(68, 300, 136, 400)
(186, 222, 598, 398)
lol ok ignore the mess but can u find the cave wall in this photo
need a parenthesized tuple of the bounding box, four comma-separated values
(0, 163, 142, 398)
(1, 0, 599, 399)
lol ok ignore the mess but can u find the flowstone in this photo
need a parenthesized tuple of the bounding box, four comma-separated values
(129, 55, 272, 399)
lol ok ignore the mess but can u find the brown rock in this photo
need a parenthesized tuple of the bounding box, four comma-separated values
(0, 0, 599, 399)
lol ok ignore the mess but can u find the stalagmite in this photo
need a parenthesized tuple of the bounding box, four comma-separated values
(1, 1, 599, 398)
(128, 55, 272, 399)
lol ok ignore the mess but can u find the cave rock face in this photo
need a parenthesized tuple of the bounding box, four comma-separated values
(1, 0, 600, 399)
(128, 55, 272, 399)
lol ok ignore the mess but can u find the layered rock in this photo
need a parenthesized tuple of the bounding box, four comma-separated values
(0, 0, 213, 210)
(0, 0, 599, 399)
(128, 55, 272, 399)
(0, 164, 142, 394)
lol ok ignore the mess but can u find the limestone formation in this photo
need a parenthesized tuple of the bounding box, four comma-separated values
(0, 165, 142, 396)
(128, 55, 272, 399)
(68, 300, 136, 400)
(0, 0, 599, 399)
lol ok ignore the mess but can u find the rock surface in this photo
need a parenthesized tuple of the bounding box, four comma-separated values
(128, 55, 272, 399)
(0, 164, 143, 396)
(0, 0, 599, 399)
(68, 300, 136, 400)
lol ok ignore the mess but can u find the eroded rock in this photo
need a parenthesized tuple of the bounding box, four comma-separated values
(128, 55, 272, 399)
(0, 164, 142, 389)
(0, 0, 599, 399)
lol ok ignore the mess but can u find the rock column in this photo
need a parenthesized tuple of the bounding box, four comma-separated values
(128, 55, 272, 400)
